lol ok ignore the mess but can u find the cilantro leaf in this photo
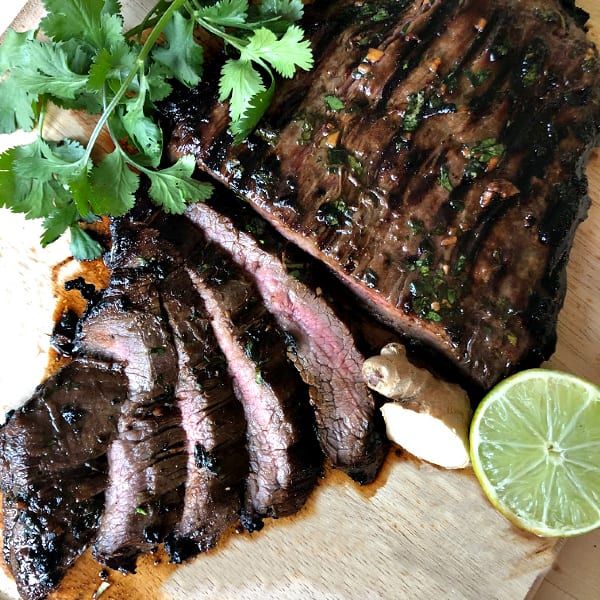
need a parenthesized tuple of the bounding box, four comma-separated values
(0, 77, 37, 134)
(12, 41, 89, 100)
(0, 30, 37, 133)
(152, 11, 203, 88)
(119, 75, 163, 167)
(0, 149, 16, 206)
(0, 29, 33, 71)
(41, 203, 78, 246)
(258, 0, 303, 33)
(41, 0, 124, 51)
(148, 155, 213, 214)
(241, 25, 313, 78)
(146, 62, 173, 102)
(68, 168, 96, 216)
(230, 79, 275, 144)
(197, 0, 249, 28)
(13, 138, 85, 182)
(69, 225, 103, 260)
(88, 44, 136, 91)
(89, 150, 139, 216)
(219, 59, 266, 122)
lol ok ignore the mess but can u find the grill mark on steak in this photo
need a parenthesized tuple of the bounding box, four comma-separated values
(77, 227, 187, 572)
(182, 203, 386, 483)
(0, 358, 125, 600)
(165, 0, 600, 389)
(159, 268, 248, 562)
(183, 241, 322, 527)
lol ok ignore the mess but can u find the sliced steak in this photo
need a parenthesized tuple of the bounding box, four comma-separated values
(77, 227, 187, 572)
(184, 202, 386, 483)
(0, 358, 125, 600)
(164, 0, 600, 390)
(160, 268, 248, 562)
(183, 239, 322, 527)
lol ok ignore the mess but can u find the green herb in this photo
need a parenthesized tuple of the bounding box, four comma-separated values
(0, 0, 313, 259)
(150, 346, 166, 355)
(454, 254, 467, 274)
(407, 218, 425, 235)
(490, 41, 509, 61)
(507, 332, 518, 346)
(347, 154, 364, 177)
(463, 138, 505, 181)
(316, 199, 352, 229)
(438, 163, 453, 192)
(327, 147, 347, 169)
(402, 90, 425, 132)
(324, 94, 345, 111)
(520, 42, 546, 87)
(464, 68, 491, 87)
(135, 506, 148, 516)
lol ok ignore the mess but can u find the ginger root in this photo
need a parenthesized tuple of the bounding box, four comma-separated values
(363, 343, 472, 469)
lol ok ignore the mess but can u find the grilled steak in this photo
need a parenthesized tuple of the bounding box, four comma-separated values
(184, 202, 386, 483)
(182, 235, 322, 527)
(0, 358, 126, 600)
(77, 226, 187, 572)
(160, 268, 248, 562)
(165, 0, 600, 389)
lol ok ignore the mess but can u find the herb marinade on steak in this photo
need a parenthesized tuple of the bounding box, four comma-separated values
(164, 0, 600, 389)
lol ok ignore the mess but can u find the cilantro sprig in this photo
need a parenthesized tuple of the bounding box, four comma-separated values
(0, 0, 312, 259)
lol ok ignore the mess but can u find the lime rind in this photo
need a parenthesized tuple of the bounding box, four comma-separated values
(470, 369, 600, 537)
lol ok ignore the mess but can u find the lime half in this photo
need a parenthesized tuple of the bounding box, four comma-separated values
(470, 369, 600, 537)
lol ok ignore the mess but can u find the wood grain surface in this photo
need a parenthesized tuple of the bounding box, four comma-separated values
(0, 1, 599, 599)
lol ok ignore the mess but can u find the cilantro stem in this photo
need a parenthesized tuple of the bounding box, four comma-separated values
(82, 0, 188, 168)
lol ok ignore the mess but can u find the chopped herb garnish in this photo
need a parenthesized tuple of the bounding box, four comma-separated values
(520, 41, 547, 87)
(464, 68, 491, 87)
(507, 332, 518, 346)
(326, 147, 363, 178)
(426, 310, 442, 322)
(407, 218, 425, 235)
(324, 94, 345, 111)
(454, 254, 467, 274)
(402, 90, 426, 132)
(438, 163, 453, 192)
(464, 138, 505, 180)
(327, 147, 347, 168)
(136, 507, 148, 516)
(347, 154, 364, 177)
(150, 346, 166, 355)
(316, 199, 353, 229)
(490, 41, 509, 61)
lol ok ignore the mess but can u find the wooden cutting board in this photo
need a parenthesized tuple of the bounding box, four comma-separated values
(1, 1, 599, 598)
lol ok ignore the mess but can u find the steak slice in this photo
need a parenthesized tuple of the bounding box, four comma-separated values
(165, 0, 600, 389)
(0, 358, 125, 600)
(77, 227, 187, 572)
(160, 268, 248, 562)
(183, 239, 322, 527)
(184, 202, 386, 483)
